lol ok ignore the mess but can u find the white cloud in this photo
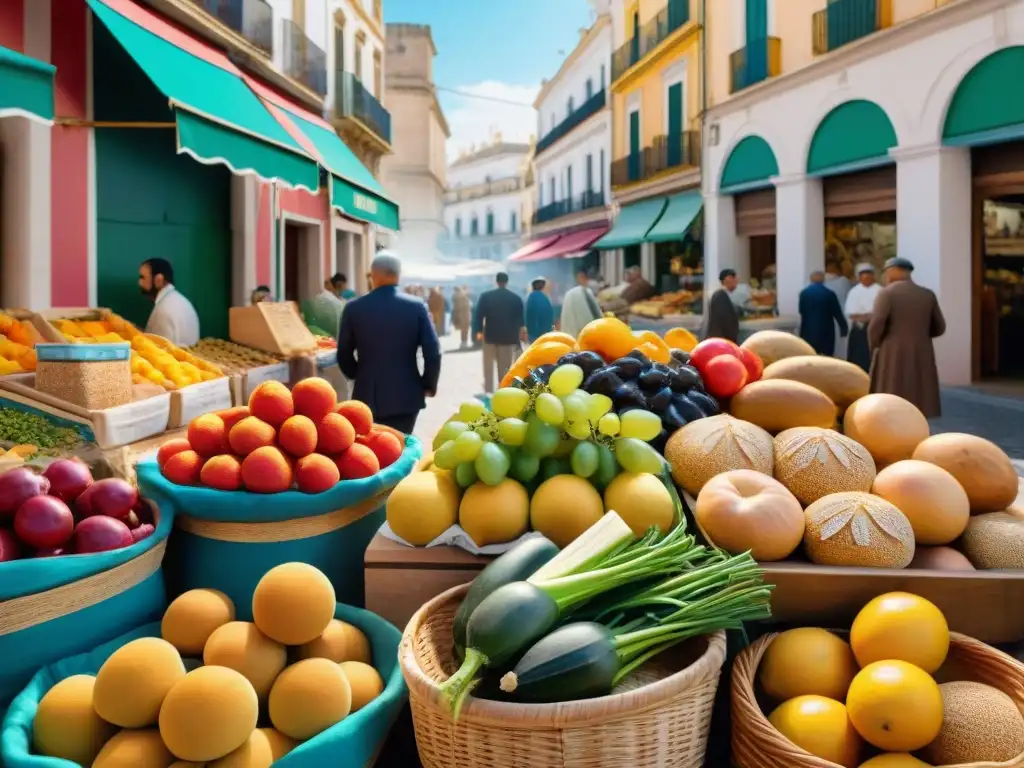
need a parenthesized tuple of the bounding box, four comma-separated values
(444, 81, 539, 161)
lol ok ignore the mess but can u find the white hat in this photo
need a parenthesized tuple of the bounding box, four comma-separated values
(855, 263, 875, 274)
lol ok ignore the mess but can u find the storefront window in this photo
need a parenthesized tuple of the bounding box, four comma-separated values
(823, 216, 896, 280)
(653, 234, 703, 315)
(981, 198, 1024, 377)
(623, 244, 641, 270)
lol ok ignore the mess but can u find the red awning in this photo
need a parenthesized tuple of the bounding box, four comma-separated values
(516, 225, 610, 263)
(508, 235, 562, 262)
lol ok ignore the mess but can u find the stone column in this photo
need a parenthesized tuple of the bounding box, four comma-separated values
(892, 144, 972, 386)
(230, 176, 258, 307)
(702, 193, 748, 311)
(640, 241, 656, 285)
(774, 174, 825, 316)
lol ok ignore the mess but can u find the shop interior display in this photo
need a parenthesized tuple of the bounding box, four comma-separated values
(188, 338, 285, 371)
(157, 378, 401, 494)
(26, 563, 385, 766)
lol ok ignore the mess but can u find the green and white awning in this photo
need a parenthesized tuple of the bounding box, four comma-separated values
(0, 45, 55, 123)
(645, 191, 703, 244)
(594, 198, 668, 250)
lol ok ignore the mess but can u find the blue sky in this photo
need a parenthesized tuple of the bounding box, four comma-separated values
(384, 0, 595, 157)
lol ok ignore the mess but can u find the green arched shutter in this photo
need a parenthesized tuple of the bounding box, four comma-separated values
(807, 100, 897, 175)
(720, 135, 779, 192)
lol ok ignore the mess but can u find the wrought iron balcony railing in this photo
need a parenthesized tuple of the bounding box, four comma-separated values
(611, 130, 700, 186)
(812, 0, 892, 55)
(281, 18, 327, 95)
(611, 0, 691, 82)
(729, 36, 782, 93)
(191, 0, 273, 54)
(335, 71, 392, 145)
(532, 191, 606, 225)
(536, 89, 607, 156)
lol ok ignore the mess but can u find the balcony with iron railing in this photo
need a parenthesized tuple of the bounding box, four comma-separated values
(536, 89, 607, 156)
(335, 72, 392, 146)
(812, 0, 892, 56)
(729, 37, 782, 94)
(443, 177, 525, 204)
(611, 130, 700, 186)
(281, 18, 327, 95)
(532, 191, 606, 225)
(611, 0, 691, 83)
(190, 0, 273, 54)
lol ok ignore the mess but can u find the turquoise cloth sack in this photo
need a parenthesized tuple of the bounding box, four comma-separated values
(2, 602, 407, 767)
(0, 500, 172, 713)
(137, 436, 422, 618)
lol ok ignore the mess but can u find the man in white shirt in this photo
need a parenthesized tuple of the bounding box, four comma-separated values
(824, 262, 852, 360)
(844, 263, 882, 372)
(139, 258, 200, 347)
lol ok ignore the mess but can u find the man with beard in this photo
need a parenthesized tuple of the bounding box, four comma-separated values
(138, 258, 200, 346)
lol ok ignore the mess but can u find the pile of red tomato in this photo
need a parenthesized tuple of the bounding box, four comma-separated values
(688, 338, 764, 401)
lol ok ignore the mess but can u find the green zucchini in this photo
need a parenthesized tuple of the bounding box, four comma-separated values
(464, 582, 560, 669)
(501, 622, 619, 703)
(452, 537, 559, 658)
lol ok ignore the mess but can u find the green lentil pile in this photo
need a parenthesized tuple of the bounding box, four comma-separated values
(0, 407, 86, 455)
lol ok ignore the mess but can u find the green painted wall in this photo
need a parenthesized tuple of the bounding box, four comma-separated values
(944, 46, 1024, 142)
(806, 99, 897, 175)
(92, 23, 231, 340)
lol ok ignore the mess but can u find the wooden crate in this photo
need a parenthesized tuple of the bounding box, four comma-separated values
(364, 534, 492, 632)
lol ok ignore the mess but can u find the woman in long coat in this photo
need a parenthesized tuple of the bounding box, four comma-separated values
(451, 286, 472, 347)
(868, 258, 946, 417)
(427, 287, 446, 337)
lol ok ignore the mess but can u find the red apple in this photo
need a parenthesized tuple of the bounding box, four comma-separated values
(14, 496, 75, 549)
(42, 458, 94, 504)
(72, 515, 134, 554)
(0, 468, 50, 519)
(689, 338, 741, 372)
(738, 347, 764, 384)
(75, 478, 137, 520)
(34, 547, 65, 558)
(702, 355, 749, 400)
(0, 528, 21, 562)
(130, 523, 155, 544)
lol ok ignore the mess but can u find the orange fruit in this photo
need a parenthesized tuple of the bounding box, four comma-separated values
(500, 341, 574, 388)
(850, 592, 949, 673)
(531, 331, 578, 349)
(759, 628, 858, 703)
(858, 755, 932, 768)
(634, 331, 672, 363)
(664, 326, 699, 352)
(846, 660, 943, 752)
(576, 317, 636, 362)
(768, 695, 862, 768)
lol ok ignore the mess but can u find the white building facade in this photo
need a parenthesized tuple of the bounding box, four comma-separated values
(441, 140, 534, 262)
(703, 0, 1024, 386)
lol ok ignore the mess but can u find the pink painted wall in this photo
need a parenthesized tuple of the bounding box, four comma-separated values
(0, 0, 24, 52)
(277, 184, 333, 279)
(50, 0, 90, 306)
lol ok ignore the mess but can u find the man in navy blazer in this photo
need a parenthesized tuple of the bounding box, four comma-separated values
(337, 251, 441, 434)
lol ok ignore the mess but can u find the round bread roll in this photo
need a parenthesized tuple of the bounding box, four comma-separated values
(912, 433, 1018, 513)
(773, 427, 876, 506)
(872, 460, 970, 545)
(729, 380, 837, 434)
(664, 415, 773, 497)
(843, 393, 929, 467)
(803, 492, 915, 569)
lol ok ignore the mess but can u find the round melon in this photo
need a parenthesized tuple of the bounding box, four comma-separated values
(208, 728, 297, 767)
(912, 433, 1018, 513)
(252, 562, 335, 646)
(459, 478, 530, 546)
(93, 730, 172, 768)
(843, 393, 930, 467)
(159, 666, 259, 762)
(872, 460, 969, 545)
(740, 330, 816, 366)
(729, 380, 837, 434)
(339, 660, 384, 712)
(93, 637, 186, 728)
(202, 621, 287, 699)
(162, 588, 236, 656)
(803, 492, 915, 569)
(773, 427, 876, 505)
(665, 415, 774, 497)
(32, 674, 116, 765)
(762, 356, 870, 413)
(296, 619, 372, 664)
(386, 470, 460, 546)
(961, 510, 1024, 569)
(921, 681, 1024, 764)
(602, 472, 675, 537)
(269, 658, 352, 741)
(530, 475, 604, 548)
(909, 546, 976, 571)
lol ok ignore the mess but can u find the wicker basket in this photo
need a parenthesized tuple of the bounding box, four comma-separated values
(399, 583, 727, 768)
(731, 631, 1024, 768)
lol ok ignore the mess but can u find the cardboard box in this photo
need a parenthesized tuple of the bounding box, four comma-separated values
(168, 376, 233, 429)
(241, 362, 291, 400)
(229, 303, 317, 357)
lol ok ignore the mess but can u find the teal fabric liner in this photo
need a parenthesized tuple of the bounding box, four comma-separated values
(0, 396, 95, 444)
(136, 435, 422, 522)
(86, 0, 319, 190)
(2, 604, 407, 768)
(0, 496, 173, 601)
(0, 45, 56, 121)
(0, 570, 167, 716)
(593, 198, 668, 249)
(166, 503, 384, 617)
(645, 190, 703, 244)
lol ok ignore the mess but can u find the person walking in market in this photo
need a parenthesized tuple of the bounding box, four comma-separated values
(868, 256, 946, 417)
(798, 271, 848, 356)
(336, 252, 441, 434)
(332, 273, 356, 299)
(824, 262, 853, 360)
(473, 271, 525, 394)
(138, 258, 200, 347)
(428, 286, 446, 337)
(560, 268, 602, 338)
(525, 277, 555, 343)
(844, 263, 882, 372)
(451, 286, 472, 348)
(701, 269, 741, 343)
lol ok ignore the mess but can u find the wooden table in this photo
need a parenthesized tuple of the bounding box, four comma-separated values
(364, 534, 491, 632)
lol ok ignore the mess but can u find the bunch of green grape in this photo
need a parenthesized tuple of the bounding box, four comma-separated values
(432, 363, 666, 490)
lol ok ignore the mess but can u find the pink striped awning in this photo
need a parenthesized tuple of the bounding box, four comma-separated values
(508, 235, 562, 262)
(514, 225, 610, 263)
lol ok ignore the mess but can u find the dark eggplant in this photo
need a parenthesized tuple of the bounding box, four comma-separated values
(646, 386, 674, 413)
(672, 393, 706, 423)
(582, 368, 624, 398)
(662, 403, 688, 431)
(637, 367, 670, 391)
(626, 349, 652, 367)
(612, 381, 648, 411)
(610, 357, 646, 379)
(686, 390, 721, 416)
(574, 351, 607, 376)
(534, 364, 557, 383)
(670, 348, 691, 366)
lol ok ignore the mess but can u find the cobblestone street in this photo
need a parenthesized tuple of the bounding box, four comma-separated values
(413, 332, 490, 447)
